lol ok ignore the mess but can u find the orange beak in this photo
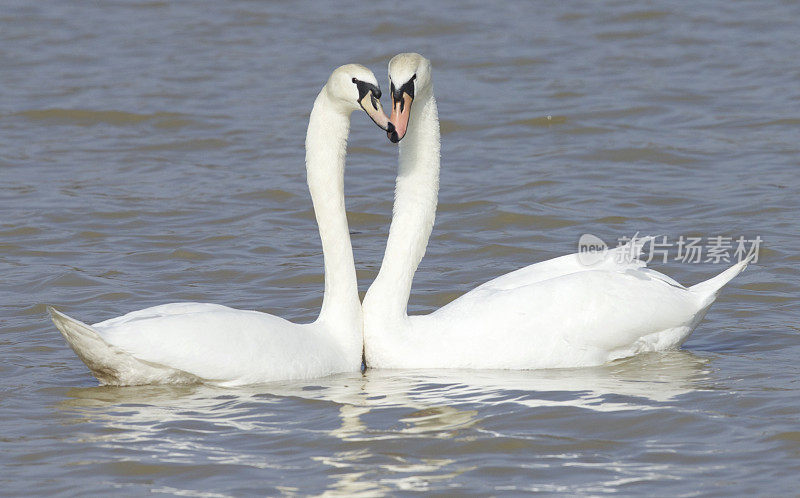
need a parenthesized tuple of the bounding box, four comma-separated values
(388, 92, 413, 143)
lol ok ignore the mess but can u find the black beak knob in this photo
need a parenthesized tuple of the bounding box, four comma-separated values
(386, 122, 399, 143)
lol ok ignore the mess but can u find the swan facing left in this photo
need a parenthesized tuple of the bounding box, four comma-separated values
(362, 53, 752, 371)
(49, 64, 390, 386)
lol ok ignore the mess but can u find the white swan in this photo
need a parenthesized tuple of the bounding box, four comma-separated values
(50, 64, 391, 386)
(362, 53, 752, 370)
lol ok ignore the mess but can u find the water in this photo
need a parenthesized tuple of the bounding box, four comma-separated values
(2, 0, 799, 494)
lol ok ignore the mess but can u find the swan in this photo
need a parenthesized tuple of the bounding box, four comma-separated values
(49, 64, 391, 386)
(362, 53, 752, 370)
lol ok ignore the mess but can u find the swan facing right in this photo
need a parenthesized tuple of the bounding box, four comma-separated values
(362, 52, 752, 371)
(50, 64, 391, 386)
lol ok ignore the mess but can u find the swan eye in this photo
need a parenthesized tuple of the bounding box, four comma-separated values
(353, 78, 381, 104)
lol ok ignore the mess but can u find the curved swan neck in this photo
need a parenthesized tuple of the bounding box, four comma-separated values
(365, 90, 440, 318)
(305, 88, 361, 354)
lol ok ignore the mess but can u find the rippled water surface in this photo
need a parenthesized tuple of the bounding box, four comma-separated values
(2, 1, 799, 495)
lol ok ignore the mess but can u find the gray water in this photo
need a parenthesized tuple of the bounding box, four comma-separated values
(2, 0, 799, 495)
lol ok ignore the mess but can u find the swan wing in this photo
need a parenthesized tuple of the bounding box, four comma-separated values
(93, 302, 235, 328)
(88, 303, 343, 385)
(467, 237, 668, 295)
(412, 252, 751, 370)
(411, 268, 701, 370)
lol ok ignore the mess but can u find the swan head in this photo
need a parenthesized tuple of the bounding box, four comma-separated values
(326, 64, 391, 132)
(386, 53, 432, 143)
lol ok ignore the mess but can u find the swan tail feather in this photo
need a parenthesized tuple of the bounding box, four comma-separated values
(688, 254, 753, 302)
(607, 234, 656, 265)
(48, 306, 196, 386)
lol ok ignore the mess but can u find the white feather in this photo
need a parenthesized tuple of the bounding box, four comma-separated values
(363, 53, 750, 370)
(49, 64, 385, 386)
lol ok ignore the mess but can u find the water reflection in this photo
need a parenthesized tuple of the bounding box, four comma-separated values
(60, 350, 709, 413)
(55, 351, 709, 494)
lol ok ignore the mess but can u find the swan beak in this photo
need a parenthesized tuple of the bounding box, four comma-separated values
(388, 92, 413, 143)
(359, 90, 391, 132)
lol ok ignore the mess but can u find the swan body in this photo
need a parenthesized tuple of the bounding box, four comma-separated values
(51, 64, 391, 386)
(363, 53, 751, 370)
(50, 303, 349, 386)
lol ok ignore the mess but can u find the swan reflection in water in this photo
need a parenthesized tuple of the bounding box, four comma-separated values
(57, 351, 710, 495)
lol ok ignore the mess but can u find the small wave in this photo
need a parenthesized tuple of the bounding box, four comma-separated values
(510, 116, 568, 127)
(135, 138, 230, 151)
(13, 108, 202, 128)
